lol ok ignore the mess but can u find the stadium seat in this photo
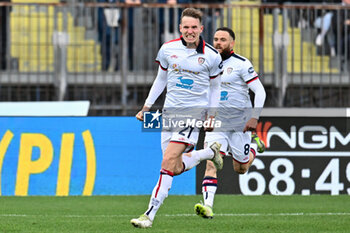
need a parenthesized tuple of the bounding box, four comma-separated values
(10, 1, 101, 72)
(227, 1, 339, 74)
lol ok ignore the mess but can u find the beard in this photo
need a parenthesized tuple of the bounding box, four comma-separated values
(220, 47, 232, 61)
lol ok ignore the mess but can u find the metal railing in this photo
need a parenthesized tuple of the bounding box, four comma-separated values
(0, 2, 349, 115)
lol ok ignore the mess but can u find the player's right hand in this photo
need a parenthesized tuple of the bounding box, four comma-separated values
(135, 110, 144, 121)
(135, 105, 151, 121)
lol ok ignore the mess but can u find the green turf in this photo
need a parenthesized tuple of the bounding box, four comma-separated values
(0, 195, 349, 233)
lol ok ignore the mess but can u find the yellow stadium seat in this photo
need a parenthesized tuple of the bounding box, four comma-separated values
(11, 3, 102, 72)
(226, 4, 339, 74)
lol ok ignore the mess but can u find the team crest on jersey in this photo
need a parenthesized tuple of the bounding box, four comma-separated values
(227, 67, 233, 74)
(198, 57, 205, 64)
(172, 64, 178, 69)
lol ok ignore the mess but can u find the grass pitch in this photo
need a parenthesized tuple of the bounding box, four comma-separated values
(0, 195, 349, 233)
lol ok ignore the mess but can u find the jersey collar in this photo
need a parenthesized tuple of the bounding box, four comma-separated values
(180, 36, 205, 54)
(221, 50, 234, 61)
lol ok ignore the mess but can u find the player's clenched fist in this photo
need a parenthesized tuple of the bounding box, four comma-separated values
(135, 105, 150, 121)
(243, 118, 258, 133)
(135, 111, 143, 121)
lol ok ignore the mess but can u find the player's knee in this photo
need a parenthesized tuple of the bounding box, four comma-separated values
(234, 168, 247, 174)
(233, 164, 248, 174)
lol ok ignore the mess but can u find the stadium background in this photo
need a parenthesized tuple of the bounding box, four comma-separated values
(0, 0, 349, 196)
(0, 1, 349, 232)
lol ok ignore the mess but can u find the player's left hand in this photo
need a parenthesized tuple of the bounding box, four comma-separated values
(243, 118, 258, 133)
(204, 115, 216, 132)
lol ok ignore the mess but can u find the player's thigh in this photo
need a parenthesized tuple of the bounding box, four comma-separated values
(169, 126, 200, 153)
(229, 131, 251, 164)
(161, 131, 172, 155)
(163, 141, 187, 160)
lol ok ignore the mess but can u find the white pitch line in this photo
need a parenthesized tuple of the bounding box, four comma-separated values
(0, 214, 28, 217)
(0, 213, 350, 218)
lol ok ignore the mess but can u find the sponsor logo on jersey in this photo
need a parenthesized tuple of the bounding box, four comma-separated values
(173, 66, 200, 75)
(198, 57, 205, 64)
(227, 67, 233, 74)
(171, 54, 178, 59)
(176, 76, 194, 90)
(220, 91, 228, 101)
(182, 69, 199, 75)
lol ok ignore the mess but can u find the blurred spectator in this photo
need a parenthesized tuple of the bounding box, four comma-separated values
(336, 0, 350, 69)
(191, 0, 225, 44)
(314, 10, 336, 56)
(98, 0, 120, 71)
(155, 0, 225, 44)
(125, 0, 141, 70)
(156, 0, 190, 43)
(98, 0, 140, 71)
(314, 0, 350, 59)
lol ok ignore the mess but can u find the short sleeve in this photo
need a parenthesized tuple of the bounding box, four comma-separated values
(241, 59, 259, 84)
(209, 54, 223, 79)
(155, 46, 168, 71)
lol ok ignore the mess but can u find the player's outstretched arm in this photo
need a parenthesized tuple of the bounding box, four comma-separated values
(135, 67, 167, 121)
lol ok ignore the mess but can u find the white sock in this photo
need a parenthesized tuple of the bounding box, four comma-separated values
(182, 147, 214, 171)
(202, 176, 217, 208)
(144, 169, 174, 221)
